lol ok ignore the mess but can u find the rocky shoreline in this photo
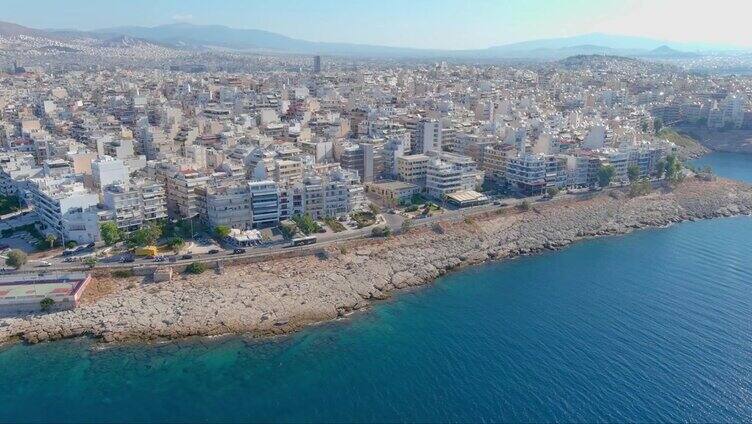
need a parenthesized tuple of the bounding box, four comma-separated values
(2, 177, 752, 346)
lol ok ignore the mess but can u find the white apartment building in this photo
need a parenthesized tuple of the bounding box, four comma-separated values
(426, 158, 462, 199)
(413, 119, 442, 154)
(28, 175, 100, 244)
(0, 152, 42, 197)
(103, 180, 167, 231)
(91, 155, 129, 189)
(156, 165, 213, 219)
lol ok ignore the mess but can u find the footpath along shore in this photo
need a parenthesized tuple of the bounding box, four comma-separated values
(2, 177, 752, 345)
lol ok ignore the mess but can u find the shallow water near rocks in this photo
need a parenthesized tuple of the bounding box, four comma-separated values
(0, 152, 751, 423)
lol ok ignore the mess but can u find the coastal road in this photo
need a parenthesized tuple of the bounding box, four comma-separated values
(8, 184, 637, 275)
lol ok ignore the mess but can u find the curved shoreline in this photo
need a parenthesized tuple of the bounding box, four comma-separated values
(2, 177, 752, 345)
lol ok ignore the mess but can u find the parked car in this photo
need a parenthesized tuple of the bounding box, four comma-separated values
(208, 249, 220, 254)
(153, 256, 166, 262)
(36, 261, 52, 267)
(119, 256, 135, 263)
(233, 248, 246, 254)
(181, 254, 193, 260)
(63, 257, 76, 263)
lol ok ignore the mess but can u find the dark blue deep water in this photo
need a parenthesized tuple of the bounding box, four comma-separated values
(1, 153, 752, 423)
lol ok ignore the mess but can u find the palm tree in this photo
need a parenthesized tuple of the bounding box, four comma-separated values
(45, 234, 57, 249)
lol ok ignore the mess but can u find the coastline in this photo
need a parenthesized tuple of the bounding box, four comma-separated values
(2, 177, 752, 346)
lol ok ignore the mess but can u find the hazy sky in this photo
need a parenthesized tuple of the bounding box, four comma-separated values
(2, 0, 751, 49)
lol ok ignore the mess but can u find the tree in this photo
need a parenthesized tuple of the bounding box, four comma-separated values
(186, 262, 207, 274)
(40, 297, 54, 312)
(627, 165, 641, 182)
(518, 200, 532, 211)
(371, 226, 391, 237)
(99, 221, 121, 246)
(5, 249, 27, 269)
(83, 257, 97, 268)
(546, 187, 559, 198)
(654, 159, 666, 178)
(629, 179, 652, 198)
(214, 225, 231, 239)
(65, 241, 77, 249)
(128, 223, 162, 247)
(368, 203, 381, 215)
(597, 165, 615, 188)
(641, 122, 649, 133)
(292, 214, 321, 235)
(664, 154, 683, 182)
(400, 220, 412, 233)
(654, 117, 664, 134)
(168, 237, 186, 253)
(44, 234, 57, 249)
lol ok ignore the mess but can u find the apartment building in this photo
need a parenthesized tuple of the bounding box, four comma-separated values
(0, 152, 42, 196)
(397, 154, 429, 187)
(28, 175, 100, 244)
(91, 155, 128, 189)
(249, 180, 282, 228)
(197, 183, 252, 230)
(412, 118, 442, 154)
(102, 180, 168, 231)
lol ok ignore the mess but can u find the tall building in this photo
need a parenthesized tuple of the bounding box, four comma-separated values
(102, 180, 167, 231)
(413, 119, 442, 154)
(28, 175, 100, 244)
(249, 180, 281, 228)
(313, 55, 322, 74)
(91, 155, 128, 190)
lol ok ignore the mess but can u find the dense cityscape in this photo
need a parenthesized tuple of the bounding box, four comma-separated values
(2, 0, 752, 421)
(1, 32, 752, 311)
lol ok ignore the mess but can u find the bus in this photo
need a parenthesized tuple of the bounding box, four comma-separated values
(291, 236, 317, 247)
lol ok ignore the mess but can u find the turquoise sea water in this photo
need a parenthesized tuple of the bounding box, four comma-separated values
(0, 153, 751, 423)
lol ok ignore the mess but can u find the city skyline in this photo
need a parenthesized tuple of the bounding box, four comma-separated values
(2, 0, 752, 50)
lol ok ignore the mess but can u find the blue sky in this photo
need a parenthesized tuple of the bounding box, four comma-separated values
(1, 0, 750, 49)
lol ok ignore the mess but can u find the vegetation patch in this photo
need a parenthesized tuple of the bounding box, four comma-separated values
(371, 226, 391, 237)
(112, 269, 134, 278)
(324, 218, 346, 233)
(292, 214, 324, 235)
(351, 211, 377, 228)
(186, 262, 207, 274)
(0, 195, 21, 215)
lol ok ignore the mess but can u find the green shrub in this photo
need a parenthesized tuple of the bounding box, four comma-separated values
(5, 249, 27, 269)
(40, 297, 54, 312)
(371, 226, 391, 237)
(112, 270, 134, 278)
(186, 262, 207, 274)
(324, 218, 346, 233)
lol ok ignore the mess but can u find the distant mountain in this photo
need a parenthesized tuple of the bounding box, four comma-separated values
(94, 23, 438, 57)
(95, 24, 734, 59)
(485, 33, 739, 54)
(0, 20, 743, 60)
(0, 21, 50, 38)
(640, 45, 701, 58)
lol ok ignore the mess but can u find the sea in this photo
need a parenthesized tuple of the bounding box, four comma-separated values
(0, 152, 750, 423)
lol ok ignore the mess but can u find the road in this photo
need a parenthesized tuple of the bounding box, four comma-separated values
(5, 184, 640, 274)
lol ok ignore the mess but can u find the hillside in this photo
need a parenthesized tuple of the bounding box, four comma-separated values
(658, 128, 710, 159)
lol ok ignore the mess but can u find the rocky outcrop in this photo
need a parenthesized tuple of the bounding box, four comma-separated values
(1, 178, 752, 345)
